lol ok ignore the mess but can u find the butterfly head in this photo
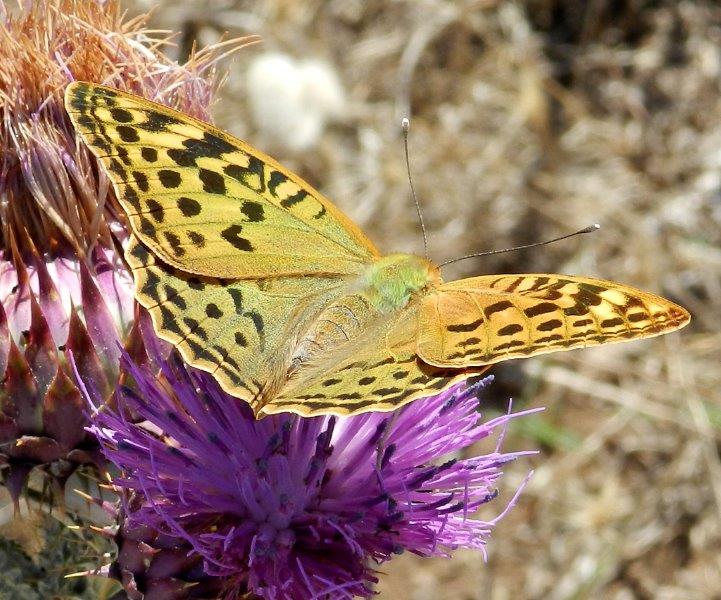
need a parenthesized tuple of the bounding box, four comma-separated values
(364, 253, 441, 313)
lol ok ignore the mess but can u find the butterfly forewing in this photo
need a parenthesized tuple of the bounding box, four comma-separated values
(418, 275, 690, 367)
(65, 82, 379, 278)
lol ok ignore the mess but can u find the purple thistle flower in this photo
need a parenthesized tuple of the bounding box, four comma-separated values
(87, 345, 537, 600)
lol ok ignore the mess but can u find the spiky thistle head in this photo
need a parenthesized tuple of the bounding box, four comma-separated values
(0, 0, 253, 255)
(0, 0, 255, 506)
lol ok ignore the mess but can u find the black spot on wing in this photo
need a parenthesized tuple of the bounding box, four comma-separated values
(523, 303, 557, 318)
(182, 317, 207, 341)
(185, 132, 236, 159)
(541, 289, 564, 300)
(138, 216, 155, 236)
(529, 276, 550, 290)
(574, 289, 603, 307)
(447, 318, 483, 333)
(145, 199, 165, 223)
(158, 169, 181, 188)
(75, 113, 95, 130)
(141, 147, 158, 162)
(581, 283, 608, 295)
(497, 324, 523, 336)
(133, 171, 149, 192)
(241, 201, 265, 222)
(117, 146, 131, 166)
(600, 317, 625, 328)
(224, 156, 266, 193)
(158, 305, 181, 335)
(228, 288, 243, 313)
(108, 159, 125, 177)
(268, 170, 286, 196)
(375, 387, 402, 397)
(138, 111, 182, 132)
(493, 340, 526, 351)
(199, 168, 226, 194)
(458, 336, 481, 347)
(123, 184, 141, 210)
(504, 277, 524, 292)
(163, 231, 185, 257)
(165, 132, 237, 168)
(535, 334, 564, 343)
(205, 303, 223, 319)
(163, 285, 186, 310)
(116, 125, 139, 143)
(177, 196, 201, 217)
(110, 108, 133, 123)
(280, 190, 309, 209)
(187, 230, 206, 248)
(90, 135, 112, 154)
(184, 337, 216, 363)
(564, 303, 588, 317)
(167, 148, 197, 167)
(245, 310, 264, 335)
(221, 225, 253, 252)
(537, 319, 563, 331)
(68, 89, 87, 112)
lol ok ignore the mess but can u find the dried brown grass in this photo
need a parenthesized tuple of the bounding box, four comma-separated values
(128, 0, 721, 597)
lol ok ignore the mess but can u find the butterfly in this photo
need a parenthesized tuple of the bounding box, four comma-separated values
(64, 82, 690, 417)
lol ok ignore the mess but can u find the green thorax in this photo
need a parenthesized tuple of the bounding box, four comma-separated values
(362, 253, 441, 313)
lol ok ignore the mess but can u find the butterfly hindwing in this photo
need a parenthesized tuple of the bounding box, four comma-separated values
(418, 274, 690, 367)
(65, 82, 379, 278)
(126, 235, 345, 401)
(267, 305, 488, 416)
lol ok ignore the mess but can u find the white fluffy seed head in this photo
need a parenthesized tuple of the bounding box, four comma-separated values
(246, 53, 346, 152)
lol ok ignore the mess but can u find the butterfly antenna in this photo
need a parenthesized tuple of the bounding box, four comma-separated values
(439, 224, 601, 268)
(402, 117, 429, 259)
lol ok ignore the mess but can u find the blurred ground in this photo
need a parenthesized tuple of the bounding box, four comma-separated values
(127, 1, 720, 598)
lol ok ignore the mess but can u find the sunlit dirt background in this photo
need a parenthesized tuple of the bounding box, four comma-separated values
(126, 1, 719, 597)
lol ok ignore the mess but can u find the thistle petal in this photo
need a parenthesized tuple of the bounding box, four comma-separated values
(3, 340, 41, 434)
(64, 308, 110, 402)
(43, 367, 85, 451)
(4, 463, 33, 509)
(0, 300, 10, 375)
(79, 260, 120, 368)
(33, 248, 68, 345)
(25, 292, 59, 399)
